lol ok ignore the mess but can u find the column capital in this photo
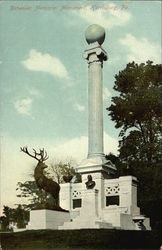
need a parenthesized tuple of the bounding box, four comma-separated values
(83, 45, 108, 64)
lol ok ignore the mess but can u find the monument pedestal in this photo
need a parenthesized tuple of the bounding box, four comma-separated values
(59, 173, 151, 230)
(59, 188, 112, 229)
(26, 209, 70, 230)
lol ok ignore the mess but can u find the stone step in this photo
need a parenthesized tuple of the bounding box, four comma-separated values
(59, 218, 113, 230)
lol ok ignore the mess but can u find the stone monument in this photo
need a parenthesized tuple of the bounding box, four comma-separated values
(16, 24, 151, 232)
(59, 24, 151, 230)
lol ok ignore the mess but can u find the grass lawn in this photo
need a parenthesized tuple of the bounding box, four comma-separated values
(0, 229, 162, 250)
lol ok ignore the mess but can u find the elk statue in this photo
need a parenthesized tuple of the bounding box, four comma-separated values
(20, 146, 61, 209)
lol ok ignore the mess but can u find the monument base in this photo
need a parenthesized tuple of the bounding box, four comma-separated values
(26, 209, 70, 230)
(59, 208, 151, 230)
(76, 155, 116, 176)
(59, 188, 113, 230)
(59, 175, 151, 230)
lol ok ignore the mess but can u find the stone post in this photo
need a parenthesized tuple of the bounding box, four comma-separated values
(59, 183, 71, 211)
(80, 189, 99, 219)
(119, 176, 140, 215)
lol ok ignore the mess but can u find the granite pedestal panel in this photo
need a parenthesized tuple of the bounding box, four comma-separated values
(26, 209, 70, 230)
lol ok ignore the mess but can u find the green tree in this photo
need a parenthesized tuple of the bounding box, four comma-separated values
(16, 181, 44, 209)
(107, 61, 162, 230)
(11, 205, 29, 228)
(49, 159, 76, 184)
(107, 61, 162, 164)
(0, 205, 29, 231)
(1, 206, 11, 230)
(16, 180, 59, 209)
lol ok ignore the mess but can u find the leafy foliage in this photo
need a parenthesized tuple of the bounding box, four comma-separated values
(48, 159, 76, 184)
(16, 180, 47, 209)
(107, 61, 162, 230)
(107, 61, 162, 163)
(0, 205, 29, 231)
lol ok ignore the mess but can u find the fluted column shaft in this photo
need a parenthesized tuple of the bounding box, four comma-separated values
(84, 46, 107, 158)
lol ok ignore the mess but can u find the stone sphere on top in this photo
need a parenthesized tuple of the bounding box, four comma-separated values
(85, 24, 105, 45)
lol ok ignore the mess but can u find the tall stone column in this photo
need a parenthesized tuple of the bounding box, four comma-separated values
(84, 44, 107, 158)
(77, 24, 116, 176)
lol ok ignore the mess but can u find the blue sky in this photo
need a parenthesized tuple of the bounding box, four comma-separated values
(0, 0, 161, 211)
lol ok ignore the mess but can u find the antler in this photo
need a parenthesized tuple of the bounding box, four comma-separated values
(39, 148, 49, 162)
(20, 146, 49, 162)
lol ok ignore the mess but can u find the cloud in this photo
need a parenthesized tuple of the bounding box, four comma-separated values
(14, 98, 32, 115)
(22, 49, 69, 79)
(28, 87, 42, 98)
(108, 56, 120, 65)
(103, 87, 111, 100)
(50, 132, 118, 161)
(72, 4, 131, 29)
(73, 102, 85, 112)
(119, 34, 161, 63)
